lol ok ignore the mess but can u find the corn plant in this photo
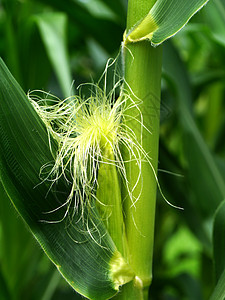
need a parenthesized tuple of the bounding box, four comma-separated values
(1, 0, 225, 299)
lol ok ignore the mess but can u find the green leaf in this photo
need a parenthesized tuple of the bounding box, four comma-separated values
(209, 267, 225, 300)
(213, 200, 225, 282)
(126, 0, 209, 45)
(0, 57, 124, 300)
(34, 12, 74, 97)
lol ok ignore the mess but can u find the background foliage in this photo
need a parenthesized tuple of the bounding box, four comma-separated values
(0, 0, 225, 299)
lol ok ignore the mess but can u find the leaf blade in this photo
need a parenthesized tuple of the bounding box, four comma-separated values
(126, 0, 209, 45)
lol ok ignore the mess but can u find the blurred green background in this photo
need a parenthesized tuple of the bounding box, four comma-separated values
(0, 0, 225, 299)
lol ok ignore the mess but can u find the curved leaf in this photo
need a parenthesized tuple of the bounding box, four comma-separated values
(126, 0, 209, 45)
(0, 57, 121, 300)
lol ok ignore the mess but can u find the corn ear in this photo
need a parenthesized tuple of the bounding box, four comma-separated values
(0, 57, 132, 300)
(96, 146, 127, 257)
